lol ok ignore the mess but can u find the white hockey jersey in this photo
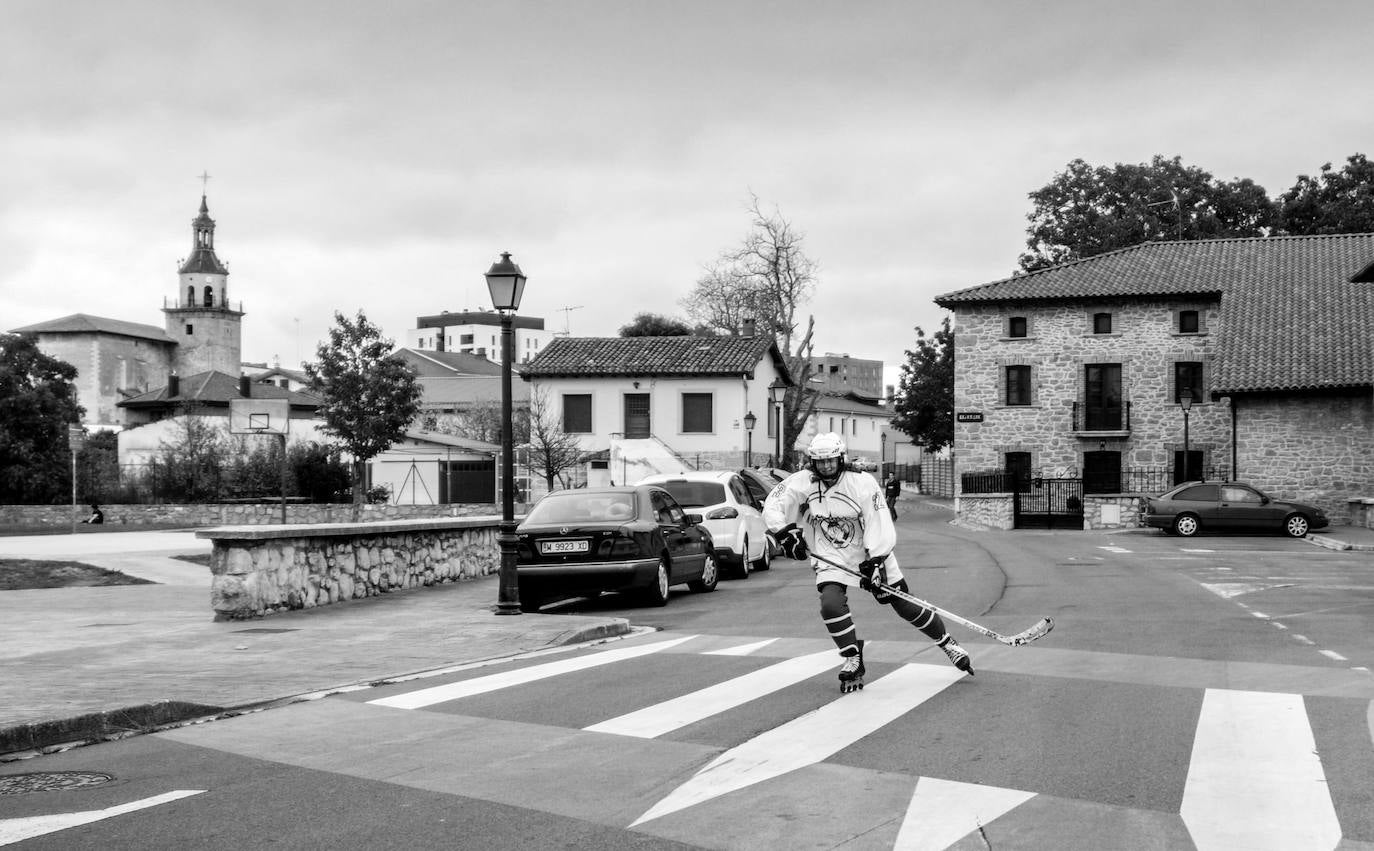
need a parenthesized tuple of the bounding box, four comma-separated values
(762, 468, 903, 588)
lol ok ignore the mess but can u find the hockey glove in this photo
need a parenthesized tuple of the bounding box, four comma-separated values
(770, 525, 809, 560)
(858, 556, 888, 593)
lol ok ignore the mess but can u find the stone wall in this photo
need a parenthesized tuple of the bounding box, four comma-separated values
(0, 502, 510, 528)
(955, 494, 1014, 530)
(1232, 394, 1374, 520)
(1084, 495, 1148, 530)
(951, 299, 1226, 480)
(200, 518, 503, 620)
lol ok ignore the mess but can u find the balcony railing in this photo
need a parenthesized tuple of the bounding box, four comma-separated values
(1071, 400, 1131, 433)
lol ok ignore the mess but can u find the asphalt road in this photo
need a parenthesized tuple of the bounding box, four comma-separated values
(4, 503, 1373, 850)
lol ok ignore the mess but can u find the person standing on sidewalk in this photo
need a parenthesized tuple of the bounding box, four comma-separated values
(764, 433, 973, 693)
(883, 473, 901, 520)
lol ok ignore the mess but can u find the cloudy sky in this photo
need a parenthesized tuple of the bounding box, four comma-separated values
(4, 1, 1370, 389)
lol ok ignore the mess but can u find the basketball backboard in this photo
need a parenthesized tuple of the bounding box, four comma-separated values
(229, 397, 291, 435)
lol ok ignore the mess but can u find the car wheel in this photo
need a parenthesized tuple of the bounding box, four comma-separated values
(1173, 513, 1200, 537)
(751, 536, 771, 572)
(688, 552, 719, 593)
(1284, 514, 1310, 538)
(642, 557, 671, 607)
(734, 537, 752, 579)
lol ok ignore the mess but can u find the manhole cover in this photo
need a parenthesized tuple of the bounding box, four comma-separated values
(232, 628, 299, 634)
(0, 772, 114, 795)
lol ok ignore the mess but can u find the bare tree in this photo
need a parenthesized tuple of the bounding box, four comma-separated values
(526, 388, 584, 490)
(681, 194, 821, 468)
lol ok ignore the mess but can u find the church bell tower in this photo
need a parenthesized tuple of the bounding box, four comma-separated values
(163, 192, 244, 376)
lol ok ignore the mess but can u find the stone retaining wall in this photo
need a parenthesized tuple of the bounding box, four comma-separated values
(0, 502, 506, 527)
(956, 494, 1015, 530)
(198, 517, 505, 620)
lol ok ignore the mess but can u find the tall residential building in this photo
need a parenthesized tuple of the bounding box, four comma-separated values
(405, 310, 550, 365)
(808, 353, 884, 399)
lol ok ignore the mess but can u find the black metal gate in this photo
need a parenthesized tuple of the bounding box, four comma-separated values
(1014, 478, 1084, 529)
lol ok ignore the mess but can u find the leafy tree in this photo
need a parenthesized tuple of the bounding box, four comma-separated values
(76, 430, 120, 503)
(680, 195, 821, 465)
(525, 388, 584, 490)
(306, 311, 423, 507)
(290, 441, 352, 503)
(155, 405, 228, 502)
(891, 318, 954, 453)
(1277, 153, 1374, 235)
(1019, 155, 1276, 272)
(426, 399, 529, 445)
(618, 312, 695, 336)
(0, 333, 84, 503)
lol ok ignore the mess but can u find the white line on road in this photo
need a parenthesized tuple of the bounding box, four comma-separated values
(629, 663, 964, 827)
(1318, 649, 1348, 662)
(368, 635, 698, 709)
(702, 638, 779, 656)
(585, 648, 841, 738)
(895, 777, 1035, 851)
(1098, 546, 1132, 553)
(0, 790, 204, 846)
(1180, 689, 1340, 851)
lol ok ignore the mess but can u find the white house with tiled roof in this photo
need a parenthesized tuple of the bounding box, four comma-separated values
(935, 233, 1374, 527)
(521, 333, 794, 485)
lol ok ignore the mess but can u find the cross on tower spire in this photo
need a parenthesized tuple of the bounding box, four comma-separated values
(198, 170, 211, 194)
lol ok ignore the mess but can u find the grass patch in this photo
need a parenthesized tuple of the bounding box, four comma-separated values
(0, 560, 155, 590)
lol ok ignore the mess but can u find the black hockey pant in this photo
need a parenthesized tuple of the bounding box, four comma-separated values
(818, 581, 950, 657)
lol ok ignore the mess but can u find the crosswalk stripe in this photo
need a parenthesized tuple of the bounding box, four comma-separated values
(628, 662, 964, 827)
(584, 648, 840, 738)
(703, 638, 779, 656)
(1180, 689, 1341, 851)
(894, 777, 1035, 851)
(367, 635, 698, 710)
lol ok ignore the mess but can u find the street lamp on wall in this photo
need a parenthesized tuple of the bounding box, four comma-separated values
(744, 410, 757, 467)
(485, 252, 527, 616)
(1179, 387, 1193, 483)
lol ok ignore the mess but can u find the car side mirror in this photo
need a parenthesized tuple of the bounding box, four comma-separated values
(685, 513, 703, 525)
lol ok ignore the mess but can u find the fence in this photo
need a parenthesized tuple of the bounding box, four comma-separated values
(959, 466, 1233, 497)
(919, 453, 954, 498)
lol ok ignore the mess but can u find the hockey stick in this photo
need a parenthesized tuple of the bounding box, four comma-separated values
(807, 552, 1054, 646)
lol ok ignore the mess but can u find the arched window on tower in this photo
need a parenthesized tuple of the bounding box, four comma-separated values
(203, 286, 214, 307)
(187, 285, 195, 305)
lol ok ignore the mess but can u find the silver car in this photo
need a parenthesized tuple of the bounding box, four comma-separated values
(635, 470, 771, 578)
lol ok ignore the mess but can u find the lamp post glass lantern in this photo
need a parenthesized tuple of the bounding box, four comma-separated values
(768, 381, 785, 468)
(744, 410, 756, 467)
(486, 252, 527, 615)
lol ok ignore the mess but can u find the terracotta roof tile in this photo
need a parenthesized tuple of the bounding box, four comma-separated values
(936, 234, 1374, 395)
(522, 336, 786, 379)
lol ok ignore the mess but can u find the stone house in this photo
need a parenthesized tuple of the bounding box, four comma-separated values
(520, 333, 793, 486)
(934, 233, 1374, 526)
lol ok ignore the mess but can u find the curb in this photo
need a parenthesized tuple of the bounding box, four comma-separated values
(1, 617, 635, 762)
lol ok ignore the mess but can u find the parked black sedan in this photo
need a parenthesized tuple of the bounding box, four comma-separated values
(515, 485, 718, 611)
(1145, 481, 1329, 538)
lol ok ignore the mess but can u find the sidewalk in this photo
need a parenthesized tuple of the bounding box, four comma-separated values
(0, 530, 633, 760)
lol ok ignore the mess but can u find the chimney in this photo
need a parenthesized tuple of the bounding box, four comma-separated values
(167, 373, 179, 397)
(239, 374, 251, 397)
(742, 318, 756, 338)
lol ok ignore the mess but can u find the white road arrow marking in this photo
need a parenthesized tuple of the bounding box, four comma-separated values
(894, 777, 1035, 851)
(369, 635, 698, 709)
(703, 638, 779, 656)
(586, 648, 839, 738)
(1181, 689, 1340, 851)
(629, 662, 963, 827)
(0, 790, 204, 846)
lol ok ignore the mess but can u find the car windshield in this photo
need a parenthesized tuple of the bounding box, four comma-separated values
(655, 481, 726, 508)
(525, 493, 637, 524)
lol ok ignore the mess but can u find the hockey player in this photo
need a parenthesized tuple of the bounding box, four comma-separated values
(764, 433, 973, 692)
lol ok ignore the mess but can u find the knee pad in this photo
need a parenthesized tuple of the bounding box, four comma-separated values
(818, 582, 850, 620)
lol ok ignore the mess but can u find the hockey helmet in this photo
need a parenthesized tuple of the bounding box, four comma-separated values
(806, 432, 847, 484)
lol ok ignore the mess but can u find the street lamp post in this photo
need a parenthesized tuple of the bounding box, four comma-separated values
(1180, 387, 1193, 483)
(744, 411, 756, 467)
(880, 431, 887, 478)
(768, 381, 786, 469)
(485, 252, 527, 616)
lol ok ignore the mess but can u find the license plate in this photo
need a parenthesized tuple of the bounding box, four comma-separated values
(540, 539, 588, 554)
